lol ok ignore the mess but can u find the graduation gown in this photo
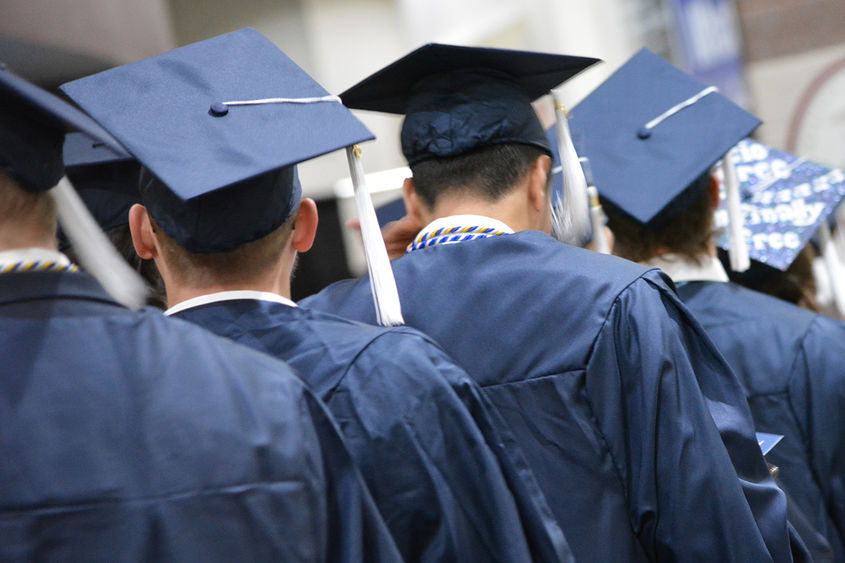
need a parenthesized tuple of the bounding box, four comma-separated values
(175, 298, 572, 563)
(677, 279, 845, 561)
(0, 271, 401, 563)
(302, 230, 796, 562)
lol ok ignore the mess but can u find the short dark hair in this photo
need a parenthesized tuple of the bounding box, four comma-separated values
(607, 171, 714, 264)
(409, 143, 548, 209)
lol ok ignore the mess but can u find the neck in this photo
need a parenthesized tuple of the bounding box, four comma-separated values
(160, 254, 294, 310)
(424, 189, 542, 233)
(0, 231, 57, 253)
(654, 238, 718, 260)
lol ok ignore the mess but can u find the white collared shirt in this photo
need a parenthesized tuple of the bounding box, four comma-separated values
(165, 290, 297, 316)
(641, 253, 730, 284)
(0, 248, 72, 273)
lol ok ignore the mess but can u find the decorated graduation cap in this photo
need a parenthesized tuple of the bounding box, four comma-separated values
(0, 64, 123, 193)
(63, 132, 140, 234)
(570, 49, 761, 268)
(62, 28, 404, 325)
(0, 65, 147, 309)
(339, 43, 599, 165)
(715, 138, 845, 313)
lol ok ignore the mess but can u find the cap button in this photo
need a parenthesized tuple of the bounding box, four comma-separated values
(209, 102, 229, 117)
(637, 127, 652, 140)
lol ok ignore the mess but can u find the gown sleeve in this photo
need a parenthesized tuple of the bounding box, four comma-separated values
(324, 329, 539, 562)
(585, 271, 794, 562)
(790, 315, 845, 550)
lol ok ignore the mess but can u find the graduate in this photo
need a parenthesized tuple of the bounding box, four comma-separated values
(571, 56, 845, 557)
(62, 29, 571, 563)
(0, 65, 402, 561)
(300, 43, 801, 561)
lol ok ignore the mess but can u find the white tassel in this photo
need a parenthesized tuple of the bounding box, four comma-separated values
(345, 145, 404, 327)
(834, 202, 845, 264)
(817, 221, 845, 318)
(50, 176, 148, 310)
(550, 90, 591, 247)
(587, 186, 611, 254)
(722, 148, 750, 272)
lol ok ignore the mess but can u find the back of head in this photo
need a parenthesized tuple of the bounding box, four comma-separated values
(607, 170, 715, 263)
(410, 143, 549, 210)
(151, 203, 296, 289)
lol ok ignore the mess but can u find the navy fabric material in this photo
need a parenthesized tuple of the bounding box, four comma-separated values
(60, 28, 372, 203)
(302, 230, 798, 562)
(569, 48, 760, 227)
(400, 72, 550, 164)
(175, 301, 573, 563)
(0, 66, 122, 193)
(678, 280, 845, 561)
(337, 43, 597, 165)
(0, 271, 401, 562)
(339, 43, 598, 115)
(60, 28, 372, 252)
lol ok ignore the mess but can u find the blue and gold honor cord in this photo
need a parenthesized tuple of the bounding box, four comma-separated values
(0, 260, 79, 274)
(406, 225, 508, 253)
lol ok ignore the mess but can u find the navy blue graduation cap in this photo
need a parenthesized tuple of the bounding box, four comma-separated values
(339, 43, 599, 165)
(61, 28, 374, 253)
(63, 132, 140, 234)
(714, 138, 845, 270)
(569, 48, 760, 229)
(0, 64, 123, 193)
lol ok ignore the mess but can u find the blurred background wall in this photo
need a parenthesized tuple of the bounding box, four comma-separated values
(2, 0, 843, 296)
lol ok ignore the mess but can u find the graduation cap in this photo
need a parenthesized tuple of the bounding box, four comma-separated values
(0, 66, 146, 309)
(714, 138, 845, 270)
(0, 64, 123, 193)
(338, 43, 599, 165)
(569, 49, 760, 267)
(714, 138, 845, 313)
(62, 28, 404, 325)
(61, 28, 373, 254)
(62, 132, 139, 235)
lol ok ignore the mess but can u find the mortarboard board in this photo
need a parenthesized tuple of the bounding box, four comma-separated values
(61, 28, 374, 254)
(0, 64, 123, 193)
(569, 48, 760, 229)
(338, 43, 599, 165)
(62, 132, 140, 235)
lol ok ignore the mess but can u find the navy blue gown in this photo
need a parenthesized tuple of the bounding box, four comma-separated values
(678, 279, 845, 561)
(0, 271, 401, 562)
(175, 299, 572, 563)
(302, 230, 798, 562)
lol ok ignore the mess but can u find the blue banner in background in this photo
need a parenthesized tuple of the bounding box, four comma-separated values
(669, 0, 747, 106)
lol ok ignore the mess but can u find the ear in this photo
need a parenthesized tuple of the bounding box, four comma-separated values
(128, 204, 158, 260)
(402, 177, 426, 224)
(528, 154, 552, 213)
(291, 198, 318, 253)
(708, 173, 720, 210)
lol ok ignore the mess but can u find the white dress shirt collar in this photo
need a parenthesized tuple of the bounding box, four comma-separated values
(165, 289, 297, 316)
